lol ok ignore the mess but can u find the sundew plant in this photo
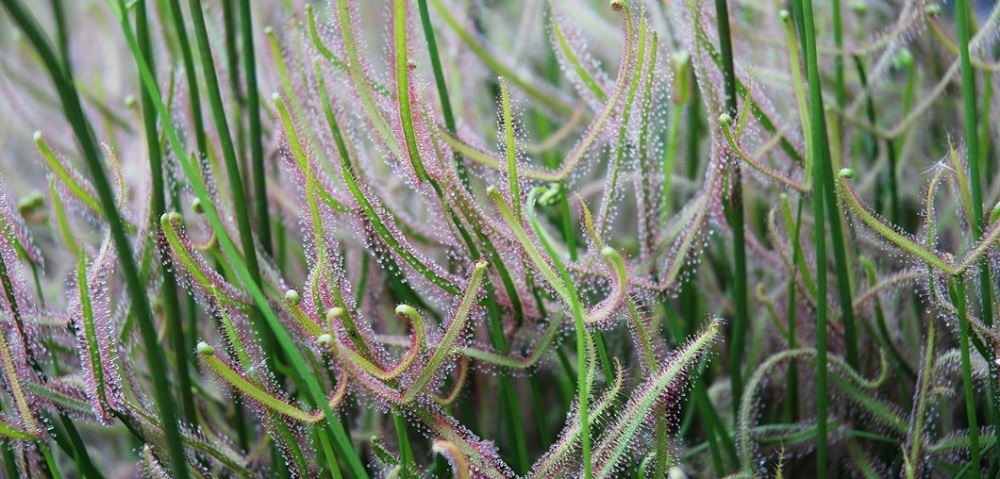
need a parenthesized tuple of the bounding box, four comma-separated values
(1, 0, 999, 477)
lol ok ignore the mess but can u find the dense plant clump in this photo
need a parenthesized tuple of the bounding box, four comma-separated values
(0, 0, 999, 477)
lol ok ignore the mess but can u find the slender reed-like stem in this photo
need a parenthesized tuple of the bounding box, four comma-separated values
(164, 0, 206, 155)
(957, 0, 997, 443)
(240, 0, 273, 255)
(794, 0, 830, 475)
(713, 0, 750, 416)
(415, 0, 468, 191)
(951, 276, 981, 478)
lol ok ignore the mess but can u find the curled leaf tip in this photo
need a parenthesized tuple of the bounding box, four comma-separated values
(779, 9, 790, 20)
(196, 342, 215, 356)
(160, 212, 179, 224)
(395, 304, 416, 316)
(32, 131, 42, 141)
(486, 185, 498, 195)
(839, 168, 855, 179)
(610, 0, 624, 11)
(719, 113, 733, 125)
(317, 334, 332, 346)
(191, 198, 204, 214)
(327, 307, 346, 320)
(474, 259, 489, 271)
(284, 289, 301, 305)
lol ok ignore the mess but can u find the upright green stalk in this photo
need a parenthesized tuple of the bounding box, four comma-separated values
(713, 0, 750, 413)
(239, 0, 273, 255)
(789, 7, 859, 372)
(0, 2, 190, 477)
(164, 0, 207, 155)
(795, 0, 830, 475)
(957, 0, 994, 329)
(184, 0, 275, 360)
(951, 276, 981, 478)
(415, 0, 469, 191)
(956, 0, 997, 446)
(831, 0, 845, 109)
(136, 0, 196, 427)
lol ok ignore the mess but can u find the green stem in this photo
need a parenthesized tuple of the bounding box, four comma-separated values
(164, 0, 207, 155)
(713, 0, 749, 417)
(951, 276, 982, 478)
(240, 0, 272, 255)
(957, 7, 996, 440)
(415, 0, 468, 191)
(794, 0, 829, 475)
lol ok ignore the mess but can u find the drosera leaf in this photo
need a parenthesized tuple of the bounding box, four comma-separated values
(433, 440, 472, 479)
(428, 0, 573, 116)
(306, 4, 390, 97)
(402, 260, 487, 402)
(548, 3, 607, 104)
(328, 304, 425, 381)
(0, 415, 39, 442)
(836, 169, 956, 274)
(737, 348, 896, 476)
(410, 404, 514, 479)
(592, 318, 721, 477)
(160, 212, 250, 306)
(719, 113, 810, 193)
(333, 0, 403, 159)
(72, 247, 112, 423)
(499, 77, 523, 220)
(316, 67, 462, 296)
(33, 132, 102, 218)
(197, 341, 349, 424)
